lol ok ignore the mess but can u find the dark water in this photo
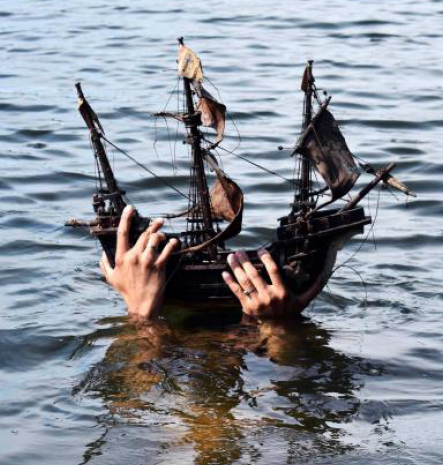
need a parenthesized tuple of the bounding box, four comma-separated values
(1, 0, 442, 464)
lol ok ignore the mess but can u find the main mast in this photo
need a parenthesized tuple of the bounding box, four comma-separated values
(182, 72, 215, 245)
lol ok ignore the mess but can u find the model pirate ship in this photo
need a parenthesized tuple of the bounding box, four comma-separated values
(67, 39, 414, 301)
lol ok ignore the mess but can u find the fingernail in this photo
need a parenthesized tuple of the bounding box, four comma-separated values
(227, 253, 236, 264)
(154, 217, 164, 225)
(124, 204, 134, 214)
(257, 248, 268, 257)
(222, 271, 231, 280)
(170, 238, 179, 246)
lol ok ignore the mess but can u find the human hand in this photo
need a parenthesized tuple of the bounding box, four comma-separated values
(222, 249, 323, 320)
(99, 205, 179, 322)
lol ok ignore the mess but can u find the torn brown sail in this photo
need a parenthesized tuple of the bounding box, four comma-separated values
(297, 107, 360, 200)
(165, 161, 243, 231)
(155, 91, 226, 148)
(180, 157, 244, 254)
(196, 85, 226, 148)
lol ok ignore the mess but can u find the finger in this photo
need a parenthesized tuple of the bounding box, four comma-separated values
(148, 218, 165, 235)
(227, 253, 256, 295)
(99, 252, 113, 280)
(222, 271, 249, 308)
(133, 218, 164, 254)
(258, 249, 283, 287)
(141, 231, 166, 264)
(156, 238, 180, 267)
(115, 205, 134, 263)
(235, 250, 266, 292)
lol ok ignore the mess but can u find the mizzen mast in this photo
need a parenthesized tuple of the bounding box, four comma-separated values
(300, 60, 314, 208)
(294, 60, 316, 215)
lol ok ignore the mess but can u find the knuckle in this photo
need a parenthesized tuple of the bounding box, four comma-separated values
(239, 276, 250, 287)
(140, 255, 150, 267)
(126, 252, 138, 265)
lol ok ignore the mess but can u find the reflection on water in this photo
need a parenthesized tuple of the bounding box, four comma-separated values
(73, 311, 383, 464)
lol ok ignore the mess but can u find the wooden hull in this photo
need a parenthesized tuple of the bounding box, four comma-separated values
(89, 206, 370, 303)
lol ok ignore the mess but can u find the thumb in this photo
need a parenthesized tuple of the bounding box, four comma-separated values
(99, 252, 114, 282)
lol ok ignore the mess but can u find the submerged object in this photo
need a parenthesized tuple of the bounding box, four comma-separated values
(67, 39, 414, 303)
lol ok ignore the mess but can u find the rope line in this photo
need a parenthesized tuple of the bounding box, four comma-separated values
(100, 134, 194, 204)
(213, 143, 299, 186)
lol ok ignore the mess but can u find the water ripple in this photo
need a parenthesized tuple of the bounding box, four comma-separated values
(1, 0, 442, 464)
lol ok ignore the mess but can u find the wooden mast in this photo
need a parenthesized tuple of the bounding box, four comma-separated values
(299, 60, 314, 213)
(75, 82, 126, 216)
(182, 74, 215, 244)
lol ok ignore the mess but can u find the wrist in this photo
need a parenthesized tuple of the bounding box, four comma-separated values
(125, 294, 164, 322)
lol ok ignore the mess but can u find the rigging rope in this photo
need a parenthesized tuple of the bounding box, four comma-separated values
(100, 134, 195, 204)
(332, 186, 381, 274)
(213, 143, 299, 186)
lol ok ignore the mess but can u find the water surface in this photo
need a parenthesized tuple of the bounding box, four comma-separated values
(1, 0, 442, 464)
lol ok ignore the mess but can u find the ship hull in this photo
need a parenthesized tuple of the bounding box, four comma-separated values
(90, 206, 370, 304)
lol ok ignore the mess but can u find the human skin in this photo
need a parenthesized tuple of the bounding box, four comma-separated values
(99, 205, 179, 322)
(100, 205, 324, 321)
(222, 250, 323, 320)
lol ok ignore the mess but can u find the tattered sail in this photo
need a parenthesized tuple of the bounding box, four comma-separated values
(204, 151, 243, 226)
(196, 86, 226, 148)
(180, 163, 244, 254)
(164, 172, 243, 234)
(178, 44, 204, 82)
(177, 43, 226, 147)
(297, 107, 360, 200)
